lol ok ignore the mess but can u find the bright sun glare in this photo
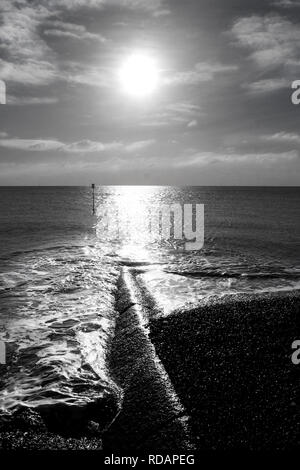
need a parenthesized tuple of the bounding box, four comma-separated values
(118, 53, 160, 98)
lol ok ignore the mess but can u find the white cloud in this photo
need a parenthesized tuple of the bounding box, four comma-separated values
(0, 59, 58, 85)
(61, 140, 121, 153)
(139, 102, 203, 128)
(45, 0, 164, 12)
(124, 140, 156, 152)
(231, 15, 300, 68)
(272, 0, 300, 8)
(263, 132, 300, 145)
(63, 63, 110, 88)
(187, 120, 198, 128)
(231, 14, 300, 95)
(0, 139, 64, 152)
(165, 62, 238, 86)
(0, 137, 155, 153)
(43, 20, 106, 42)
(0, 2, 51, 60)
(243, 78, 289, 93)
(175, 150, 299, 167)
(7, 95, 59, 105)
(0, 0, 110, 89)
(0, 1, 56, 85)
(165, 102, 202, 115)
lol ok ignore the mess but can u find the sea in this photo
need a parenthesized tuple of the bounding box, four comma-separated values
(0, 186, 299, 418)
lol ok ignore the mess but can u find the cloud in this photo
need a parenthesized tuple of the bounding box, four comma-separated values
(140, 102, 203, 128)
(124, 140, 156, 152)
(165, 102, 202, 115)
(243, 78, 289, 93)
(231, 15, 300, 69)
(165, 62, 238, 86)
(231, 14, 300, 95)
(43, 20, 106, 42)
(108, 0, 165, 10)
(45, 0, 164, 12)
(174, 150, 299, 167)
(0, 137, 155, 153)
(0, 13, 107, 87)
(0, 139, 64, 152)
(7, 95, 59, 106)
(0, 59, 58, 85)
(43, 29, 97, 40)
(61, 140, 121, 153)
(272, 0, 300, 8)
(263, 132, 300, 145)
(0, 2, 50, 60)
(187, 120, 198, 128)
(63, 63, 110, 87)
(0, 1, 56, 85)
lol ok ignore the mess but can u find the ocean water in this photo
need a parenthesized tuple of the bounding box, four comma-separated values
(0, 186, 299, 418)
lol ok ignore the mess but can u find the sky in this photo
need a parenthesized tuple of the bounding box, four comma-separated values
(0, 0, 300, 185)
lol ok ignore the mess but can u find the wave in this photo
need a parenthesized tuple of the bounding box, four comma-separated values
(0, 243, 123, 435)
(0, 243, 97, 261)
(166, 269, 300, 280)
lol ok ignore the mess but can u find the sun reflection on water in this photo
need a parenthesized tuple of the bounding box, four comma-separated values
(96, 186, 164, 262)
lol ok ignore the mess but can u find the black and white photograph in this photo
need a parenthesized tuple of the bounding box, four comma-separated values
(0, 0, 299, 462)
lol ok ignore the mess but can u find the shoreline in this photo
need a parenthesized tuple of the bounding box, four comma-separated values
(1, 278, 299, 451)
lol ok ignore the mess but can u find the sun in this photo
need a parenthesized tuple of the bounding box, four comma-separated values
(118, 53, 160, 98)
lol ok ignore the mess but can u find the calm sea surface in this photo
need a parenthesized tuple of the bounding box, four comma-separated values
(0, 187, 299, 415)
